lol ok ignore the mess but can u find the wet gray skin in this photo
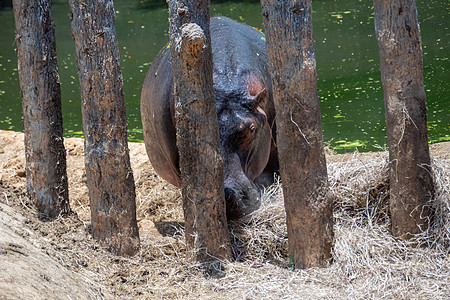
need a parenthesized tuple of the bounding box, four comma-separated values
(141, 16, 278, 219)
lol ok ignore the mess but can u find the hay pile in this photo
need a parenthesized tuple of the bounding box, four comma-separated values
(1, 129, 449, 299)
(129, 149, 449, 298)
(222, 151, 449, 298)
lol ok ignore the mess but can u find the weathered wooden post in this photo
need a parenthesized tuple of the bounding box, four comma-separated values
(373, 0, 434, 238)
(261, 0, 333, 268)
(168, 0, 232, 262)
(13, 0, 70, 219)
(69, 0, 139, 255)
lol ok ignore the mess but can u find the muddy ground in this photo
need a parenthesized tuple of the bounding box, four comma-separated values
(0, 129, 448, 299)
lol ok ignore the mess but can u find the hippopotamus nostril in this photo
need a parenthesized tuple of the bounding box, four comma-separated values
(224, 187, 235, 202)
(225, 186, 242, 219)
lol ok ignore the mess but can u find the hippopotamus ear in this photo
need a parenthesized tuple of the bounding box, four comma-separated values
(251, 88, 267, 106)
(245, 72, 267, 111)
(244, 88, 267, 112)
(243, 87, 266, 111)
(247, 73, 267, 104)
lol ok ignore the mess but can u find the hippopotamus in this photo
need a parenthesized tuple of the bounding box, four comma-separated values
(141, 16, 278, 218)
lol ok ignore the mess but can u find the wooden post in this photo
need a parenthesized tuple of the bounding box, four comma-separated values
(168, 0, 231, 262)
(261, 0, 333, 268)
(69, 0, 139, 255)
(13, 0, 70, 219)
(373, 0, 434, 238)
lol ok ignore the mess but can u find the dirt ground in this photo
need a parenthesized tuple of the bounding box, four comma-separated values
(0, 129, 448, 299)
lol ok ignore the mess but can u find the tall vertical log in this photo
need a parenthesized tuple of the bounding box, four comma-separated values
(168, 0, 231, 262)
(69, 0, 139, 255)
(261, 0, 333, 268)
(13, 0, 70, 219)
(373, 0, 434, 238)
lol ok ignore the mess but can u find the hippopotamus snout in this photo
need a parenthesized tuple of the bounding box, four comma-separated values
(224, 172, 260, 219)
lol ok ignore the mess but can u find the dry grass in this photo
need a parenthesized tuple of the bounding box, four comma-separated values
(109, 151, 448, 299)
(1, 130, 449, 299)
(427, 157, 450, 251)
(212, 152, 449, 299)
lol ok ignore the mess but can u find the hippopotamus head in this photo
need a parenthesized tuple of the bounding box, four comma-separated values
(215, 73, 272, 219)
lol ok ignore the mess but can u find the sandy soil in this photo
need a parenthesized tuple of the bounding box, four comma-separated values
(1, 130, 184, 299)
(0, 129, 448, 299)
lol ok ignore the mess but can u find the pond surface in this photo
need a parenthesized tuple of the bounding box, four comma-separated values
(0, 0, 448, 152)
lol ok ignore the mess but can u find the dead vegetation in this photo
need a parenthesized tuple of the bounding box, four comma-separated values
(0, 130, 449, 299)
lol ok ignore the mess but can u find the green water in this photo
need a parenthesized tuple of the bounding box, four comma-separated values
(0, 0, 448, 152)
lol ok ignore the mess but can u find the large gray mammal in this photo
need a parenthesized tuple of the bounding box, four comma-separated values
(141, 16, 278, 219)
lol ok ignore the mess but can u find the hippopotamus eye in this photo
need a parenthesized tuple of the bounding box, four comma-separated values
(227, 121, 257, 152)
(238, 123, 258, 150)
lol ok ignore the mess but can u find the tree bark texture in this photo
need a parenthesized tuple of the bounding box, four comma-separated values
(373, 0, 434, 238)
(168, 0, 231, 262)
(13, 0, 70, 219)
(261, 0, 333, 268)
(69, 0, 139, 255)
